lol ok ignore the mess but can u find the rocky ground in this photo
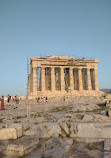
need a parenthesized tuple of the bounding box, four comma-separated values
(0, 95, 111, 158)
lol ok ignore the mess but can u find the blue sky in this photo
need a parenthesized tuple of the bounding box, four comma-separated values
(0, 0, 111, 96)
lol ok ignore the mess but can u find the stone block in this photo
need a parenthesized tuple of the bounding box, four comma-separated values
(43, 122, 62, 137)
(51, 138, 73, 158)
(82, 114, 94, 122)
(108, 111, 111, 117)
(16, 127, 23, 138)
(104, 152, 111, 158)
(101, 110, 107, 115)
(4, 136, 39, 156)
(36, 124, 49, 138)
(9, 123, 23, 138)
(93, 114, 110, 122)
(0, 128, 17, 140)
(59, 122, 69, 134)
(24, 129, 37, 136)
(75, 123, 111, 139)
(104, 139, 111, 151)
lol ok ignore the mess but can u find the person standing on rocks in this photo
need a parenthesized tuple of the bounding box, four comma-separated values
(0, 96, 5, 110)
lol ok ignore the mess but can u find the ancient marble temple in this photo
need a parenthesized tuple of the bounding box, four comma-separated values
(27, 55, 100, 98)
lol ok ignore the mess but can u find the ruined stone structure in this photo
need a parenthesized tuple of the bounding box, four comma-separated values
(27, 55, 100, 98)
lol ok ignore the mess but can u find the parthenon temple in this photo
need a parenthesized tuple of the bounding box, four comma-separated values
(27, 55, 101, 98)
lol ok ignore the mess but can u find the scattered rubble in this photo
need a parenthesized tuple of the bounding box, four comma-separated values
(0, 95, 111, 157)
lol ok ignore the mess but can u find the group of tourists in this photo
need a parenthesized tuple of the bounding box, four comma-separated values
(7, 95, 19, 104)
(0, 94, 20, 111)
(36, 96, 48, 103)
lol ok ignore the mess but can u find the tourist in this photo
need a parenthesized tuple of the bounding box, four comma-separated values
(44, 97, 46, 102)
(38, 97, 40, 103)
(45, 97, 48, 102)
(0, 96, 5, 110)
(103, 93, 106, 99)
(42, 97, 44, 102)
(16, 97, 19, 104)
(12, 97, 14, 103)
(36, 97, 40, 103)
(41, 97, 43, 102)
(9, 95, 11, 102)
(7, 95, 11, 103)
(7, 94, 10, 103)
(36, 97, 38, 102)
(63, 96, 65, 101)
(14, 96, 17, 104)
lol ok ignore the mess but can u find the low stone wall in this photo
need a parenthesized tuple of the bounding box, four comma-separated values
(75, 123, 111, 139)
(23, 122, 111, 143)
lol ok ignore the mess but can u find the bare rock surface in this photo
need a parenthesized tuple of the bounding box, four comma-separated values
(82, 114, 111, 122)
(8, 138, 102, 158)
(104, 139, 111, 151)
(103, 152, 111, 158)
(0, 95, 111, 157)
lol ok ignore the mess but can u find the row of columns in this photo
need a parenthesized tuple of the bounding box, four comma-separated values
(32, 67, 99, 95)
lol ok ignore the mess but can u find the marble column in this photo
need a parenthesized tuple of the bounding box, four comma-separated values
(70, 67, 74, 90)
(94, 68, 99, 91)
(51, 67, 55, 91)
(78, 68, 83, 90)
(61, 67, 65, 91)
(87, 68, 92, 90)
(41, 67, 45, 91)
(32, 67, 37, 95)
